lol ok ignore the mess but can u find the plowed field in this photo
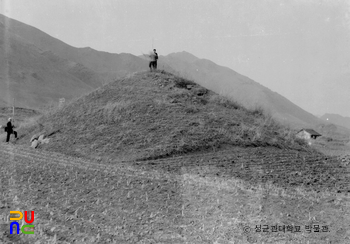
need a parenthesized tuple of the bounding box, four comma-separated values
(0, 144, 349, 243)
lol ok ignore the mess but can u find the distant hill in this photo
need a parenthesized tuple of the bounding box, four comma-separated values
(320, 113, 350, 131)
(161, 51, 324, 129)
(0, 14, 106, 109)
(18, 71, 308, 162)
(0, 13, 345, 136)
(318, 73, 350, 118)
(0, 14, 152, 109)
(0, 14, 147, 81)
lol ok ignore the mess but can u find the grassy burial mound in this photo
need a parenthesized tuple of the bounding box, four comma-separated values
(18, 70, 308, 162)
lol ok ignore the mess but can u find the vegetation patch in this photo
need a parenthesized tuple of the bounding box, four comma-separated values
(17, 70, 312, 162)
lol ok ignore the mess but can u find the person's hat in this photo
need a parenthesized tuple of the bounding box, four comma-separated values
(8, 118, 11, 121)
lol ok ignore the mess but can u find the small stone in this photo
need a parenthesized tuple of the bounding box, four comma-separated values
(31, 140, 39, 148)
(41, 138, 50, 144)
(38, 134, 46, 142)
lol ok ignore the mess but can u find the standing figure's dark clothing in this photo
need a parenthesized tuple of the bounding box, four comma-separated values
(149, 51, 158, 71)
(149, 60, 156, 70)
(154, 52, 158, 69)
(6, 121, 17, 142)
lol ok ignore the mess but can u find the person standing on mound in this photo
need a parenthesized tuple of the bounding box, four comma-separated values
(153, 49, 158, 70)
(149, 49, 158, 71)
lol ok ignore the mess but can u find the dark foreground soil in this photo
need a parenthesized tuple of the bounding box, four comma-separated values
(0, 144, 349, 243)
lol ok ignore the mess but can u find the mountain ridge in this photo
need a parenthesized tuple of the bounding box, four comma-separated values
(0, 14, 147, 80)
(0, 21, 101, 109)
(1, 13, 344, 133)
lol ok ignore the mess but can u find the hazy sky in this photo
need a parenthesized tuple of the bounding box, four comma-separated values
(1, 0, 350, 117)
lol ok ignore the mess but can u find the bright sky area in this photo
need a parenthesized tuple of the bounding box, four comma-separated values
(1, 0, 350, 117)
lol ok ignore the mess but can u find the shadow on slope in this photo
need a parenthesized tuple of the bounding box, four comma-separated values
(18, 71, 309, 162)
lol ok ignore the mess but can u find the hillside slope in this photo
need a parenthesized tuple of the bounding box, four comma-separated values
(0, 14, 147, 81)
(19, 71, 308, 162)
(161, 52, 324, 129)
(0, 98, 7, 107)
(0, 17, 105, 109)
(0, 14, 333, 131)
(321, 113, 350, 131)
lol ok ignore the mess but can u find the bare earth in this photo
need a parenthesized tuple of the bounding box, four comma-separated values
(0, 143, 349, 244)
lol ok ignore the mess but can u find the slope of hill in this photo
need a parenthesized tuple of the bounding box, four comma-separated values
(7, 71, 350, 244)
(0, 107, 40, 125)
(161, 51, 324, 129)
(0, 107, 41, 142)
(0, 15, 110, 109)
(0, 33, 96, 109)
(18, 71, 308, 162)
(0, 14, 148, 82)
(320, 113, 350, 131)
(0, 13, 338, 132)
(0, 13, 154, 110)
(0, 98, 7, 107)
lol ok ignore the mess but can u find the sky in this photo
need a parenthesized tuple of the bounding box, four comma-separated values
(1, 0, 350, 117)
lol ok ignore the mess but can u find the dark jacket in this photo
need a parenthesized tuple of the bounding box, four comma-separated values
(6, 121, 13, 133)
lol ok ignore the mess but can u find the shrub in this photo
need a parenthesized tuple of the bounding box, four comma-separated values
(174, 77, 196, 89)
(294, 137, 308, 146)
(249, 106, 265, 116)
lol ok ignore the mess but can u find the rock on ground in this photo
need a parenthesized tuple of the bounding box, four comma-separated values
(38, 134, 46, 142)
(31, 139, 39, 148)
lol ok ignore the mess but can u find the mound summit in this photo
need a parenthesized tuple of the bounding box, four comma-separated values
(19, 71, 308, 162)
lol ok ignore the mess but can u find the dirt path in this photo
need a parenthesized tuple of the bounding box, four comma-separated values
(0, 144, 349, 243)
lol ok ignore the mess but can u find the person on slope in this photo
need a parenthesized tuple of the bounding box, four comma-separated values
(148, 49, 158, 71)
(5, 118, 17, 143)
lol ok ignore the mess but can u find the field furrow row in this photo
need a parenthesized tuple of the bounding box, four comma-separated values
(0, 143, 349, 243)
(1, 152, 186, 243)
(1, 144, 348, 194)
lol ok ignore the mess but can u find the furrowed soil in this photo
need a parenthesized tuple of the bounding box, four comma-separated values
(0, 143, 349, 243)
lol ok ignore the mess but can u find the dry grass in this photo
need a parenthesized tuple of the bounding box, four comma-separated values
(16, 70, 313, 162)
